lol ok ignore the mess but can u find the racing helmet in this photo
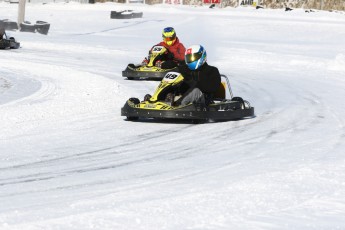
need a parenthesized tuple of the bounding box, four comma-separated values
(185, 45, 207, 70)
(162, 27, 177, 46)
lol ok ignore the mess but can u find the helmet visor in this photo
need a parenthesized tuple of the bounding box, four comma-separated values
(185, 52, 203, 64)
(163, 35, 176, 42)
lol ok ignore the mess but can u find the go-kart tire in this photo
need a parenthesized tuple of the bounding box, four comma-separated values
(126, 97, 140, 120)
(8, 37, 20, 49)
(1, 20, 19, 31)
(231, 97, 245, 109)
(129, 97, 140, 104)
(127, 116, 139, 121)
(20, 21, 36, 33)
(35, 21, 50, 35)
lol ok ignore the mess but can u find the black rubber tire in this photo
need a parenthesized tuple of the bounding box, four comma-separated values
(20, 22, 36, 33)
(3, 20, 19, 31)
(35, 21, 50, 35)
(125, 98, 140, 120)
(129, 97, 140, 104)
(127, 116, 139, 121)
(231, 97, 245, 109)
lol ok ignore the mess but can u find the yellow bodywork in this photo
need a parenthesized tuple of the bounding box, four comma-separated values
(147, 46, 167, 67)
(149, 72, 184, 102)
(128, 72, 184, 110)
(137, 101, 175, 110)
(135, 65, 168, 72)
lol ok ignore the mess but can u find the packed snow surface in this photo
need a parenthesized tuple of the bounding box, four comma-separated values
(1, 2, 345, 229)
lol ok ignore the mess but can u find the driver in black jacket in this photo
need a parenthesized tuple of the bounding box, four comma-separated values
(176, 45, 221, 106)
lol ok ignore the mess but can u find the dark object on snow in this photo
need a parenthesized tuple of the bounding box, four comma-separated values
(1, 19, 19, 31)
(6, 21, 18, 30)
(19, 20, 50, 35)
(0, 29, 20, 50)
(35, 21, 50, 35)
(20, 21, 36, 33)
(305, 9, 315, 13)
(285, 7, 293, 11)
(256, 5, 264, 9)
(110, 10, 143, 19)
(209, 4, 215, 8)
(121, 74, 254, 123)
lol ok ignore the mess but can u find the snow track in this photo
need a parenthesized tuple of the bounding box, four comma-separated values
(1, 3, 345, 230)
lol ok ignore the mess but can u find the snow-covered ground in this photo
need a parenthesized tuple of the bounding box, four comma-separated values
(1, 2, 345, 229)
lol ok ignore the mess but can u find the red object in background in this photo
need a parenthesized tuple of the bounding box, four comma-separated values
(204, 0, 221, 3)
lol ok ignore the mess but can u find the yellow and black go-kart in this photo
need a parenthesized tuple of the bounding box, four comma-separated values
(122, 45, 178, 80)
(121, 72, 255, 123)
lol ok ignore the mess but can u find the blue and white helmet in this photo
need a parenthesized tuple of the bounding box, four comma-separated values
(185, 45, 207, 70)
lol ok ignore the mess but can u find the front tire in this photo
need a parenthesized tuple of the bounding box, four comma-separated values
(125, 97, 140, 121)
(127, 116, 138, 121)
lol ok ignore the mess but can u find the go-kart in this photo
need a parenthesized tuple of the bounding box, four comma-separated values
(0, 30, 20, 50)
(121, 72, 255, 123)
(122, 45, 179, 80)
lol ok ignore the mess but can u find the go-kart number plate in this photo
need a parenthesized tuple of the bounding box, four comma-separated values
(151, 46, 164, 53)
(163, 72, 180, 82)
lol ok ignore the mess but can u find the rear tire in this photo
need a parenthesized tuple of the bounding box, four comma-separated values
(192, 118, 208, 124)
(231, 97, 245, 109)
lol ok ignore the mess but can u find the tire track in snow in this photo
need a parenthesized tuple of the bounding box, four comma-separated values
(72, 20, 164, 36)
(0, 120, 196, 187)
(0, 77, 12, 93)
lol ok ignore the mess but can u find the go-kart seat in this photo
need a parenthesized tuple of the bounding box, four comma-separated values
(213, 81, 226, 100)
